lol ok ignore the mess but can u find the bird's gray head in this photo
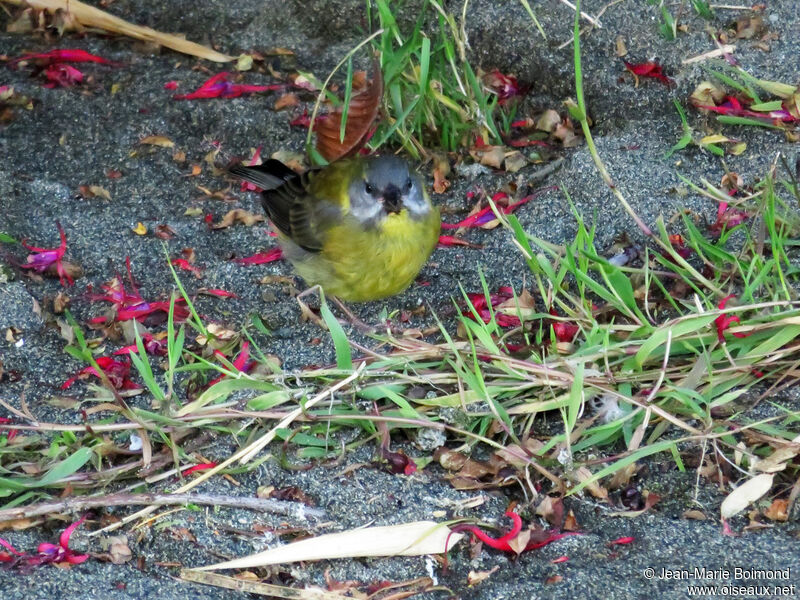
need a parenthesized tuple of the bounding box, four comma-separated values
(348, 155, 430, 225)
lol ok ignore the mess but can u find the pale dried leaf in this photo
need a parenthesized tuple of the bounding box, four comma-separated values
(467, 566, 499, 586)
(614, 36, 627, 57)
(752, 443, 800, 473)
(139, 135, 174, 148)
(720, 473, 774, 519)
(195, 521, 463, 570)
(503, 151, 527, 173)
(475, 146, 505, 169)
(535, 109, 561, 133)
(21, 0, 232, 62)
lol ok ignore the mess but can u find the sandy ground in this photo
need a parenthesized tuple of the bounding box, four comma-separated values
(1, 0, 799, 598)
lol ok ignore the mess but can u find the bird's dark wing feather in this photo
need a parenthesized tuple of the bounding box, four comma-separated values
(229, 160, 323, 253)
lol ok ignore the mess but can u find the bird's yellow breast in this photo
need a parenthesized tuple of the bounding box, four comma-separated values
(291, 207, 440, 302)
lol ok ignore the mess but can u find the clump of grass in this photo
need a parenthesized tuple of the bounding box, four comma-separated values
(366, 0, 502, 157)
(647, 0, 714, 41)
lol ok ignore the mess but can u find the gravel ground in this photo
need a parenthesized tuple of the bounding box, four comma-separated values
(1, 0, 799, 598)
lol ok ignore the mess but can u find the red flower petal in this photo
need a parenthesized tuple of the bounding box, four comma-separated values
(608, 535, 635, 546)
(173, 72, 282, 100)
(182, 462, 218, 475)
(234, 248, 284, 264)
(8, 49, 118, 67)
(623, 61, 674, 86)
(714, 295, 751, 343)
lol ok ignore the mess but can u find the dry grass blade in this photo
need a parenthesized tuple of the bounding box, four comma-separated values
(2, 0, 233, 62)
(316, 58, 383, 161)
(181, 570, 352, 599)
(0, 493, 325, 522)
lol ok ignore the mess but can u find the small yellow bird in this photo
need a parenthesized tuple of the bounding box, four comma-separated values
(230, 156, 441, 302)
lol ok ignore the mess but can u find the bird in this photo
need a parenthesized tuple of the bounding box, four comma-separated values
(229, 155, 441, 302)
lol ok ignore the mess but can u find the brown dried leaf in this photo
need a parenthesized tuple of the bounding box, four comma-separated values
(196, 323, 238, 346)
(563, 510, 579, 531)
(535, 496, 564, 527)
(316, 59, 382, 161)
(107, 535, 133, 564)
(155, 224, 177, 240)
(751, 441, 800, 473)
(53, 291, 70, 313)
(763, 498, 789, 521)
(0, 517, 41, 531)
(607, 463, 638, 490)
(270, 486, 315, 506)
(682, 509, 707, 520)
(432, 153, 451, 194)
(274, 92, 299, 111)
(212, 209, 265, 229)
(734, 14, 765, 39)
(434, 448, 468, 471)
(553, 121, 579, 147)
(46, 261, 83, 282)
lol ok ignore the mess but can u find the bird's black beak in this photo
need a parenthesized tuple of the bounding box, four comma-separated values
(382, 184, 402, 214)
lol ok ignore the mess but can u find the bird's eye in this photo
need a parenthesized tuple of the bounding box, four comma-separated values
(404, 178, 413, 192)
(365, 182, 375, 194)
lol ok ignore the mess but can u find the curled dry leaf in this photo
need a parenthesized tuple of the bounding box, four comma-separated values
(763, 499, 789, 522)
(212, 209, 265, 229)
(536, 109, 562, 133)
(467, 566, 500, 586)
(690, 81, 726, 106)
(315, 58, 382, 162)
(274, 92, 299, 111)
(471, 145, 505, 169)
(78, 185, 112, 200)
(751, 434, 800, 473)
(569, 466, 608, 501)
(139, 135, 174, 148)
(432, 153, 451, 194)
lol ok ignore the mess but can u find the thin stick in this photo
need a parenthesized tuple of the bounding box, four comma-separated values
(0, 493, 325, 523)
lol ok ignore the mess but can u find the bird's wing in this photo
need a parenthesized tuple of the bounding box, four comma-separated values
(229, 160, 327, 252)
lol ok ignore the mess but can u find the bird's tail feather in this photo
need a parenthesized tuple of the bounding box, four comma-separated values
(228, 159, 296, 191)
